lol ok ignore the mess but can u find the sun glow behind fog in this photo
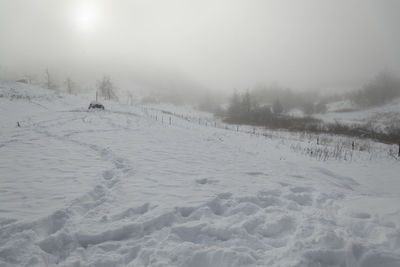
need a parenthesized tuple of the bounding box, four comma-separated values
(75, 3, 98, 31)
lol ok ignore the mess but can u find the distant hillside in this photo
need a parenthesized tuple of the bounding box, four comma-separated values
(313, 97, 400, 132)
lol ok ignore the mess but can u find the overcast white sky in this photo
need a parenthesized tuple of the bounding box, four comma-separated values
(0, 0, 399, 92)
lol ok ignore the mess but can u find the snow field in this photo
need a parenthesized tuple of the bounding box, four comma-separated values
(144, 104, 399, 163)
(1, 81, 400, 266)
(314, 98, 400, 132)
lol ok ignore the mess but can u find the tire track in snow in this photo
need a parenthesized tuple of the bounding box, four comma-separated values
(314, 167, 360, 191)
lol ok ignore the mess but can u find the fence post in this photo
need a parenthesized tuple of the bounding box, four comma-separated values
(169, 117, 171, 125)
(398, 143, 400, 157)
(317, 137, 319, 145)
(237, 125, 239, 132)
(352, 141, 355, 150)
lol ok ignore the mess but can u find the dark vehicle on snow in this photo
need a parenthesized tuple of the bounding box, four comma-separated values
(88, 101, 104, 110)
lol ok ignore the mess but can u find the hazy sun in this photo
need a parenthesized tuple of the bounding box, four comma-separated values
(75, 4, 98, 31)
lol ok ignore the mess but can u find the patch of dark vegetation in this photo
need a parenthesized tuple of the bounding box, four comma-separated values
(349, 71, 400, 108)
(333, 108, 359, 113)
(222, 94, 400, 144)
(161, 110, 173, 115)
(227, 114, 399, 144)
(218, 74, 400, 145)
(0, 93, 32, 100)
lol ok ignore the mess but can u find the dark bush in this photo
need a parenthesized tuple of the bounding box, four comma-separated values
(272, 99, 284, 114)
(88, 101, 104, 110)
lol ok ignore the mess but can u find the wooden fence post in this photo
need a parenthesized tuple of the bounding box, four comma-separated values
(398, 143, 400, 157)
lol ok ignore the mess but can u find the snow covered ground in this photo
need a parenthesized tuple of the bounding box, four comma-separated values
(313, 99, 400, 132)
(1, 81, 400, 267)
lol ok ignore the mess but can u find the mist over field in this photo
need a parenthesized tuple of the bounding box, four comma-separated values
(1, 0, 400, 98)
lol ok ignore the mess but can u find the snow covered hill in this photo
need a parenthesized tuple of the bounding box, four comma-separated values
(1, 81, 400, 267)
(314, 98, 400, 132)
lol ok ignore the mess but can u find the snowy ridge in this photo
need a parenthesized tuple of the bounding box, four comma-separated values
(1, 82, 400, 266)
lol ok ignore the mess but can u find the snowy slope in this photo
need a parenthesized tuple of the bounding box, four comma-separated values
(314, 98, 400, 132)
(1, 81, 400, 267)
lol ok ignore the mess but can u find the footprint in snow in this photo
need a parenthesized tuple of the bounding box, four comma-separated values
(195, 178, 219, 185)
(290, 186, 313, 193)
(102, 170, 114, 180)
(245, 171, 266, 176)
(348, 212, 371, 219)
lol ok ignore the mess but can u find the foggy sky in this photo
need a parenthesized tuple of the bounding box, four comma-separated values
(1, 0, 399, 92)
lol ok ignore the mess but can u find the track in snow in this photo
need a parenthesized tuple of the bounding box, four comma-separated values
(1, 82, 400, 267)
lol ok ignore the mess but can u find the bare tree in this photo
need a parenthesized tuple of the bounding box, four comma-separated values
(64, 77, 75, 94)
(43, 68, 58, 90)
(127, 91, 134, 105)
(23, 73, 37, 84)
(97, 75, 118, 101)
(272, 99, 284, 114)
